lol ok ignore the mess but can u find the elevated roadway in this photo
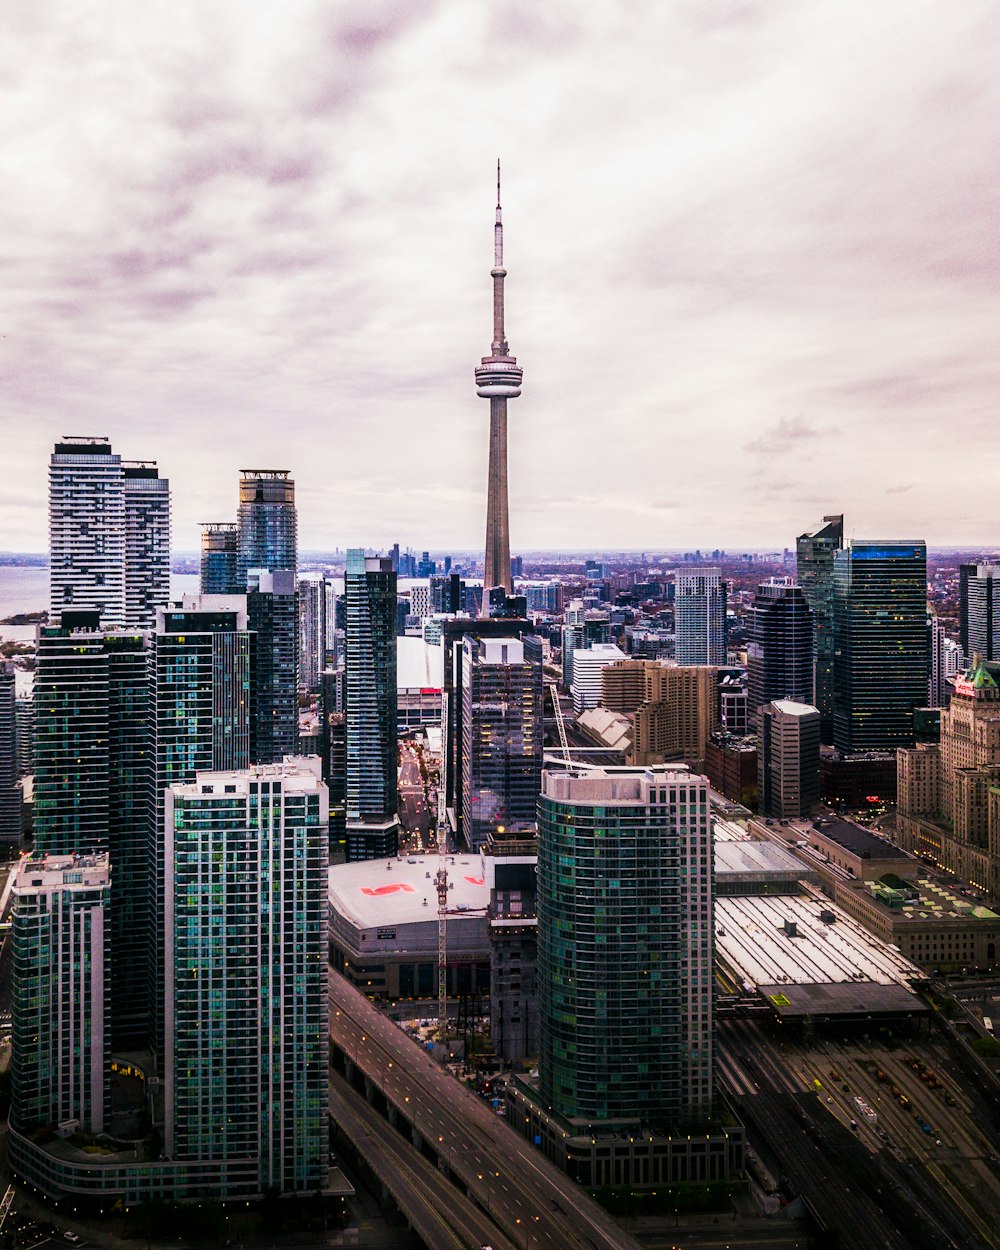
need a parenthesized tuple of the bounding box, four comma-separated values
(329, 970, 642, 1250)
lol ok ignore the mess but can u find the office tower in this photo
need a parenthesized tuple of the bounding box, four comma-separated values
(344, 551, 398, 860)
(796, 514, 844, 742)
(431, 573, 464, 615)
(461, 635, 544, 849)
(247, 570, 299, 761)
(440, 616, 534, 844)
(746, 578, 814, 724)
(164, 760, 328, 1191)
(237, 469, 297, 578)
(964, 564, 1000, 662)
(200, 522, 241, 594)
(959, 563, 975, 659)
(759, 700, 821, 818)
(123, 462, 171, 629)
(150, 597, 252, 1052)
(487, 586, 527, 619)
(832, 540, 928, 753)
(674, 568, 727, 665)
(537, 766, 713, 1127)
(0, 662, 21, 843)
(10, 853, 111, 1138)
(33, 612, 154, 1044)
(571, 643, 627, 713)
(476, 164, 523, 595)
(510, 555, 523, 579)
(49, 437, 126, 626)
(298, 576, 328, 692)
(416, 551, 436, 578)
(719, 672, 749, 736)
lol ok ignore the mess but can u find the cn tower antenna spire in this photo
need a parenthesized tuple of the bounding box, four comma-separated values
(475, 162, 522, 599)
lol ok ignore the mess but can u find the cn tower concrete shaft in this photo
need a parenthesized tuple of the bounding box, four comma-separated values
(475, 161, 521, 598)
(484, 398, 511, 594)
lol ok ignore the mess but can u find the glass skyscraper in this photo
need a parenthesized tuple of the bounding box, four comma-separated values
(344, 551, 398, 860)
(832, 540, 928, 753)
(0, 661, 21, 845)
(537, 766, 714, 1130)
(963, 563, 999, 663)
(674, 568, 727, 666)
(164, 760, 328, 1192)
(796, 514, 843, 743)
(746, 578, 815, 724)
(237, 469, 297, 580)
(200, 522, 241, 595)
(461, 635, 543, 850)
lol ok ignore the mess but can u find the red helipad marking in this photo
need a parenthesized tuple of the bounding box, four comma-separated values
(464, 876, 485, 887)
(360, 883, 417, 897)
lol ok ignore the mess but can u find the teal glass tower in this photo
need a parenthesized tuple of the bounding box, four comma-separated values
(164, 760, 328, 1192)
(537, 766, 714, 1130)
(832, 540, 928, 753)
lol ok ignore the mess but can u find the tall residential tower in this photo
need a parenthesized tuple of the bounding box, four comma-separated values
(475, 164, 522, 596)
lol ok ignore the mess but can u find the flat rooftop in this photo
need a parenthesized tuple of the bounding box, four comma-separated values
(865, 875, 1000, 923)
(715, 840, 807, 880)
(716, 893, 923, 991)
(329, 856, 489, 930)
(807, 815, 910, 860)
(758, 980, 928, 1021)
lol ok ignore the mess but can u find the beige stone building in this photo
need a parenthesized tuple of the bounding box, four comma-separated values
(896, 658, 1000, 895)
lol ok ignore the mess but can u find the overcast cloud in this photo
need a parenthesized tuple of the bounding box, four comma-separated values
(2, 1, 998, 552)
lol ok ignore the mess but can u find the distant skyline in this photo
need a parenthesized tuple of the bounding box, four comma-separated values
(4, 3, 999, 552)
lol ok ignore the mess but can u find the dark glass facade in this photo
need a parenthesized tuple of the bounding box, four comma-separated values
(200, 523, 241, 595)
(461, 635, 543, 849)
(345, 551, 398, 859)
(796, 514, 843, 743)
(832, 540, 928, 753)
(746, 580, 814, 724)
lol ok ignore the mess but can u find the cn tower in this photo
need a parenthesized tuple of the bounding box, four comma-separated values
(475, 161, 522, 596)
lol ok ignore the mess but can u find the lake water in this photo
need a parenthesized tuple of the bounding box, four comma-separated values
(0, 567, 200, 642)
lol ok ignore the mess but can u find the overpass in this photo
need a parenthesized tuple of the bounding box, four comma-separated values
(329, 970, 643, 1250)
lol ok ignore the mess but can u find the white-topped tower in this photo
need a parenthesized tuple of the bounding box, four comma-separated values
(475, 162, 522, 596)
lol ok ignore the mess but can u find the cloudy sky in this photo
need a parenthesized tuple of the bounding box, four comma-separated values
(3, 1, 999, 553)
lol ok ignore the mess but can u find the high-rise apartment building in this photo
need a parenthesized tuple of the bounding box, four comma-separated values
(962, 564, 1000, 663)
(633, 664, 719, 770)
(674, 568, 727, 666)
(796, 515, 844, 743)
(759, 700, 821, 819)
(461, 635, 544, 849)
(537, 766, 714, 1128)
(237, 469, 297, 579)
(123, 462, 171, 629)
(298, 576, 328, 692)
(344, 551, 398, 860)
(832, 540, 928, 753)
(0, 661, 21, 843)
(150, 597, 252, 1052)
(32, 614, 150, 1042)
(746, 578, 814, 724)
(10, 853, 111, 1138)
(248, 571, 299, 762)
(164, 760, 327, 1192)
(200, 523, 241, 595)
(49, 437, 126, 626)
(927, 607, 949, 709)
(49, 438, 170, 630)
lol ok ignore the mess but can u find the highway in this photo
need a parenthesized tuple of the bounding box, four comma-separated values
(329, 970, 643, 1250)
(331, 1069, 518, 1250)
(718, 1017, 1000, 1250)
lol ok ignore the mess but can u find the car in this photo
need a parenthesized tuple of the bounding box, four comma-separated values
(62, 1235, 82, 1245)
(826, 1096, 834, 1104)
